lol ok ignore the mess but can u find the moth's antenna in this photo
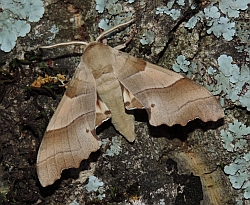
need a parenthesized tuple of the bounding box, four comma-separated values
(40, 19, 136, 48)
(40, 41, 89, 49)
(96, 18, 136, 42)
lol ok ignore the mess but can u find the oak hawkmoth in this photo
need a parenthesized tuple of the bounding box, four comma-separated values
(37, 20, 224, 187)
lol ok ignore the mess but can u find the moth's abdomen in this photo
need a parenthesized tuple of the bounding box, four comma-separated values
(96, 69, 136, 142)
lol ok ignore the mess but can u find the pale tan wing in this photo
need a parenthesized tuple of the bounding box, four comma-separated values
(37, 60, 104, 187)
(114, 51, 224, 127)
(95, 97, 111, 127)
(122, 87, 144, 109)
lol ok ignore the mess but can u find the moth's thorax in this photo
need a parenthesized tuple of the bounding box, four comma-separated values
(82, 42, 116, 79)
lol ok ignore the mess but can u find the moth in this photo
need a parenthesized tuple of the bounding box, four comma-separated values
(37, 20, 224, 187)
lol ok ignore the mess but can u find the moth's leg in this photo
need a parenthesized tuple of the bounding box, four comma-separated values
(114, 27, 137, 50)
(101, 39, 108, 45)
(58, 81, 69, 88)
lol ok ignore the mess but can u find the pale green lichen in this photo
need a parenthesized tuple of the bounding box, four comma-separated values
(126, 0, 135, 3)
(96, 0, 105, 13)
(172, 55, 190, 72)
(221, 120, 250, 200)
(220, 120, 250, 152)
(0, 0, 44, 52)
(206, 54, 250, 111)
(204, 6, 220, 19)
(102, 136, 122, 157)
(224, 154, 250, 200)
(185, 16, 199, 29)
(176, 0, 185, 6)
(84, 176, 106, 200)
(184, 1, 250, 41)
(207, 17, 235, 41)
(155, 7, 181, 20)
(85, 176, 104, 192)
(69, 199, 79, 205)
(47, 24, 59, 41)
(155, 0, 193, 20)
(207, 66, 216, 75)
(235, 21, 250, 61)
(140, 30, 155, 45)
(171, 55, 198, 79)
(159, 199, 166, 205)
(217, 54, 240, 83)
(95, 0, 134, 30)
(219, 0, 250, 18)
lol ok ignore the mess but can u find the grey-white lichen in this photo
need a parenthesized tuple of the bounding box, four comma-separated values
(224, 153, 250, 200)
(220, 120, 250, 152)
(184, 1, 250, 41)
(220, 120, 250, 200)
(172, 55, 190, 72)
(0, 0, 44, 52)
(206, 54, 250, 111)
(155, 1, 181, 21)
(95, 0, 134, 31)
(140, 30, 155, 45)
(102, 136, 122, 157)
(84, 176, 106, 200)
